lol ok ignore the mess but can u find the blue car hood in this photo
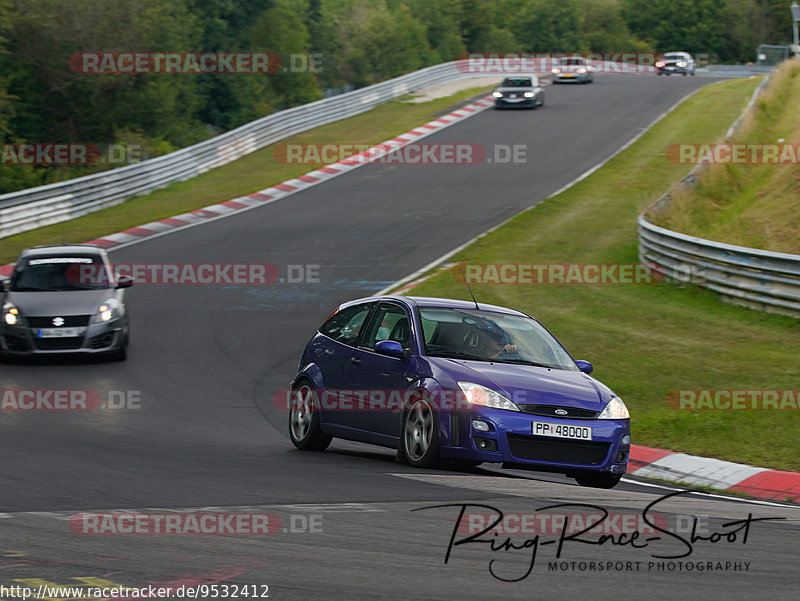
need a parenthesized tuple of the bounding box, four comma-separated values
(427, 357, 612, 412)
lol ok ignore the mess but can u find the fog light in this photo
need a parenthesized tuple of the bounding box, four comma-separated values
(615, 451, 628, 463)
(472, 420, 489, 432)
(621, 434, 631, 446)
(475, 437, 497, 452)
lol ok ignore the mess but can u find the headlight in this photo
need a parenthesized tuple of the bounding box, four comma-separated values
(551, 67, 561, 74)
(492, 91, 503, 98)
(676, 61, 688, 68)
(577, 68, 586, 73)
(523, 91, 534, 97)
(2, 302, 20, 326)
(458, 382, 519, 412)
(655, 61, 665, 68)
(92, 298, 119, 323)
(598, 396, 630, 419)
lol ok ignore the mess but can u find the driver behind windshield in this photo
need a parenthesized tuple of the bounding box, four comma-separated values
(479, 324, 523, 360)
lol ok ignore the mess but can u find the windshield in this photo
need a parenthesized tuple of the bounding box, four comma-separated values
(10, 255, 113, 291)
(418, 307, 577, 370)
(500, 77, 533, 87)
(663, 54, 685, 60)
(561, 58, 584, 66)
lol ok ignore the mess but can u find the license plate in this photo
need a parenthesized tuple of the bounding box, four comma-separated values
(532, 422, 592, 440)
(35, 327, 85, 338)
(562, 74, 575, 78)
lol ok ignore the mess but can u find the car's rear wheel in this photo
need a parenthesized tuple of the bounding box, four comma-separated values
(401, 397, 440, 468)
(289, 383, 332, 451)
(574, 471, 622, 489)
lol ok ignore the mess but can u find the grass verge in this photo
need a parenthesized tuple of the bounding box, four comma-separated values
(650, 62, 800, 254)
(0, 85, 494, 265)
(405, 76, 800, 472)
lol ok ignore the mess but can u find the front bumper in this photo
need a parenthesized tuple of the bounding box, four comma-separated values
(553, 73, 590, 83)
(0, 319, 125, 356)
(658, 66, 690, 75)
(494, 95, 536, 107)
(440, 407, 630, 474)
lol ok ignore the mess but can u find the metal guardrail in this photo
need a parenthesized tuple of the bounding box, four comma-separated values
(0, 60, 496, 239)
(0, 58, 769, 241)
(638, 67, 800, 317)
(638, 217, 800, 316)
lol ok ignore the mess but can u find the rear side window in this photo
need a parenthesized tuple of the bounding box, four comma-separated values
(319, 303, 373, 346)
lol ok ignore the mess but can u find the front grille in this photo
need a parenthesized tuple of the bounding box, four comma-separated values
(27, 315, 90, 328)
(32, 337, 85, 350)
(518, 404, 598, 419)
(507, 434, 610, 465)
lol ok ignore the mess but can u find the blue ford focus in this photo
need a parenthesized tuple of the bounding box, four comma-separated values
(288, 296, 630, 488)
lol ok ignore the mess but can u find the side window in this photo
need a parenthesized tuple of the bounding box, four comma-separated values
(361, 303, 411, 350)
(319, 303, 373, 346)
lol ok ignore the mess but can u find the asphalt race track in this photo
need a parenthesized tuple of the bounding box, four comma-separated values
(1, 74, 797, 600)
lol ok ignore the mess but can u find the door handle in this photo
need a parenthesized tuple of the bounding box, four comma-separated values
(350, 357, 361, 366)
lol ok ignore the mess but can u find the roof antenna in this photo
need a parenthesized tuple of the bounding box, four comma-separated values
(459, 264, 480, 310)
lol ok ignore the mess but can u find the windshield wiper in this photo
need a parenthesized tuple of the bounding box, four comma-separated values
(429, 351, 489, 362)
(493, 358, 560, 368)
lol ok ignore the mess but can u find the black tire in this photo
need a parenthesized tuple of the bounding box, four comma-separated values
(401, 396, 440, 468)
(289, 382, 332, 451)
(574, 471, 622, 489)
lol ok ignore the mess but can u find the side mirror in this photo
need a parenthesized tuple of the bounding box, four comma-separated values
(116, 275, 134, 289)
(375, 340, 407, 359)
(575, 360, 593, 374)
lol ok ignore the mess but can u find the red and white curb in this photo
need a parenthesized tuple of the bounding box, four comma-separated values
(0, 95, 494, 278)
(628, 444, 800, 502)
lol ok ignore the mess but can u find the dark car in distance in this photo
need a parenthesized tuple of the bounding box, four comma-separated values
(492, 75, 545, 109)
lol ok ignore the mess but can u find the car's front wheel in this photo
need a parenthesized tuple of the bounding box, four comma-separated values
(289, 383, 332, 451)
(401, 397, 440, 468)
(574, 471, 622, 489)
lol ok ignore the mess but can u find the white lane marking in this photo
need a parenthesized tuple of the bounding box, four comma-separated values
(376, 87, 707, 296)
(620, 477, 798, 508)
(0, 502, 387, 519)
(277, 503, 385, 513)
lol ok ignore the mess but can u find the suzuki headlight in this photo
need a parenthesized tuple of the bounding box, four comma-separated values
(577, 68, 586, 73)
(458, 382, 519, 412)
(677, 61, 688, 68)
(655, 61, 665, 68)
(598, 396, 630, 419)
(3, 302, 20, 326)
(524, 91, 534, 97)
(492, 91, 503, 98)
(92, 299, 119, 323)
(552, 67, 561, 74)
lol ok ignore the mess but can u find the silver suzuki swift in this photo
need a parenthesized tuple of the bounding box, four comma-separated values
(0, 245, 132, 361)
